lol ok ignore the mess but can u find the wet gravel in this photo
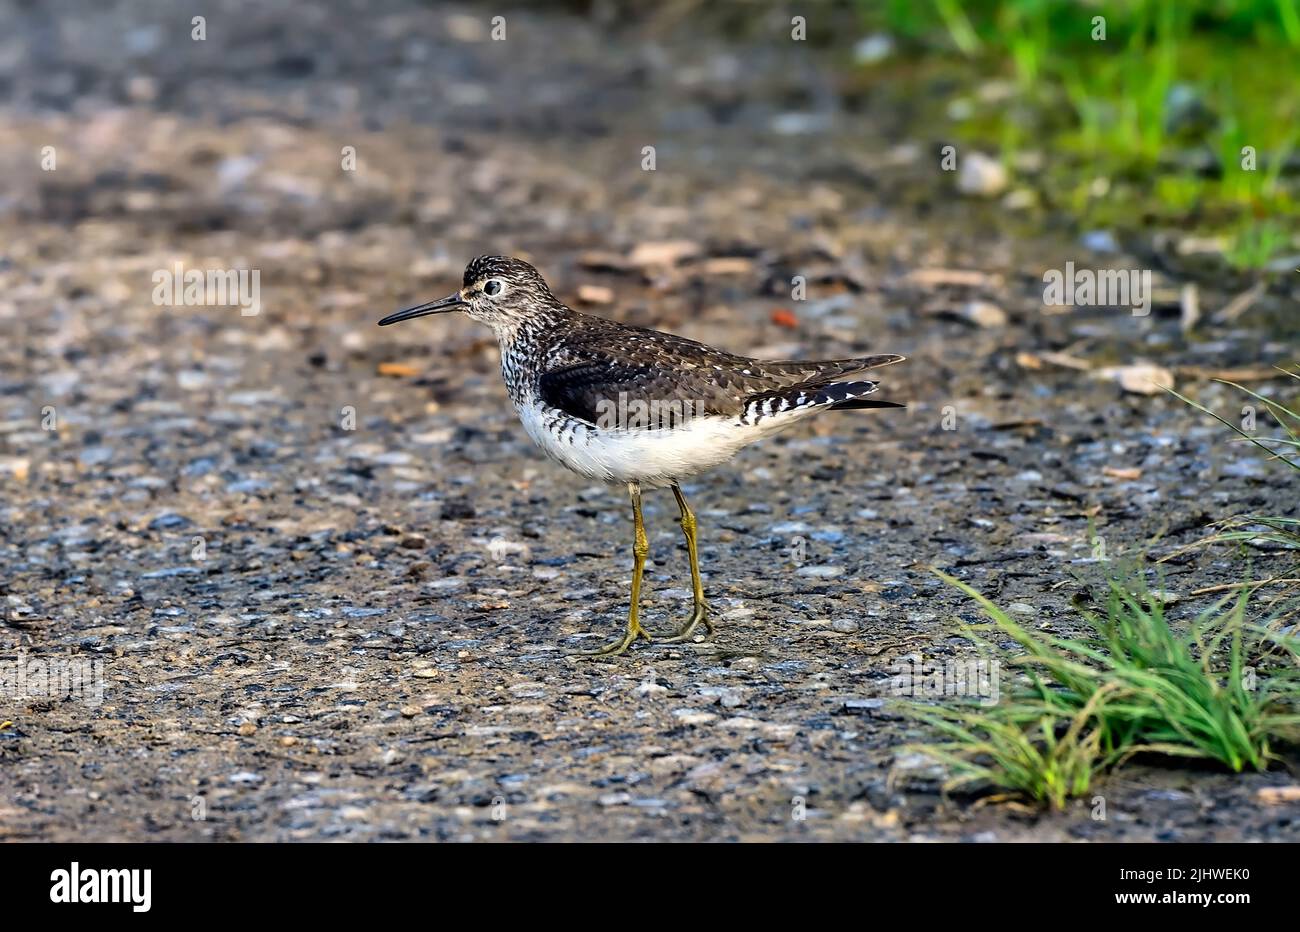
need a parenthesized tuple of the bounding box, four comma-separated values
(2, 0, 1298, 841)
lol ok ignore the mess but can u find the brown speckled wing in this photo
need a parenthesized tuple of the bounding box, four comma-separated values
(537, 317, 902, 424)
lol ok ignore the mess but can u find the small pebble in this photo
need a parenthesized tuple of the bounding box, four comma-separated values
(957, 152, 1008, 197)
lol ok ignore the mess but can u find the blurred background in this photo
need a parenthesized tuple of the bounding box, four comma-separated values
(1, 0, 1295, 443)
(1, 1, 1297, 841)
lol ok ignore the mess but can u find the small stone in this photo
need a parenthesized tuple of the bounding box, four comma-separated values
(959, 301, 1008, 328)
(1096, 363, 1175, 396)
(699, 257, 753, 276)
(148, 512, 192, 531)
(176, 370, 208, 391)
(237, 722, 257, 737)
(720, 606, 755, 621)
(684, 761, 726, 790)
(1145, 788, 1192, 802)
(1176, 235, 1227, 256)
(440, 498, 476, 520)
(562, 587, 599, 601)
(797, 565, 843, 578)
(1180, 283, 1200, 332)
(892, 752, 944, 778)
(1008, 602, 1036, 616)
(1081, 230, 1119, 253)
(647, 754, 702, 776)
(629, 797, 669, 810)
(831, 618, 859, 633)
(671, 709, 717, 726)
(576, 284, 614, 304)
(853, 33, 894, 64)
(399, 704, 422, 717)
(78, 446, 115, 467)
(1221, 459, 1265, 479)
(341, 607, 385, 618)
(445, 13, 487, 42)
(1103, 466, 1142, 480)
(957, 152, 1008, 197)
(0, 458, 30, 482)
(627, 241, 699, 268)
(1002, 188, 1037, 210)
(770, 112, 832, 136)
(1257, 786, 1300, 805)
(843, 698, 883, 712)
(126, 75, 158, 103)
(770, 521, 811, 534)
(698, 686, 746, 708)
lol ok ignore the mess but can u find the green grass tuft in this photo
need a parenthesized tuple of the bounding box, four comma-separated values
(900, 567, 1300, 808)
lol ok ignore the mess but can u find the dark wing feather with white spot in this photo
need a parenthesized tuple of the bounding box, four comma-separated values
(741, 379, 902, 424)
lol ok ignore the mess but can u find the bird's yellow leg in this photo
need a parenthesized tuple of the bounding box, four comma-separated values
(578, 482, 653, 657)
(658, 483, 713, 643)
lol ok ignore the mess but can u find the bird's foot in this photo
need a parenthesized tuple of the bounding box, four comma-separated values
(574, 618, 653, 658)
(655, 601, 712, 644)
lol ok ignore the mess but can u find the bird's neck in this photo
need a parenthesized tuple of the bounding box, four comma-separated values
(494, 303, 575, 402)
(492, 303, 572, 354)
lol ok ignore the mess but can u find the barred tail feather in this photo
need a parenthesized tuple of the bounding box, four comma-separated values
(740, 379, 901, 424)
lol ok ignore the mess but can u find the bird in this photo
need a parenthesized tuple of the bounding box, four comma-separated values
(378, 256, 905, 657)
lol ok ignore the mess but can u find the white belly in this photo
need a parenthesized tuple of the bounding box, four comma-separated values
(513, 399, 772, 487)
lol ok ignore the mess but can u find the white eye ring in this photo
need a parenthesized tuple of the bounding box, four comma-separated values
(483, 278, 506, 297)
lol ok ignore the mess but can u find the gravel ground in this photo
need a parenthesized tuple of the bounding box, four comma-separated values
(2, 1, 1298, 842)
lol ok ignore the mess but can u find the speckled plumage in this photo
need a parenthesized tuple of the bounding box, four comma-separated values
(384, 256, 905, 486)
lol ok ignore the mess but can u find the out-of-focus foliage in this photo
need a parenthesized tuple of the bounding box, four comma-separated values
(861, 0, 1299, 268)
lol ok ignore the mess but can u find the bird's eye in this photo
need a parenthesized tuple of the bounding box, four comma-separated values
(483, 279, 504, 296)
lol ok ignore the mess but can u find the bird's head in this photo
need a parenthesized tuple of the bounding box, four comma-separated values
(378, 256, 560, 332)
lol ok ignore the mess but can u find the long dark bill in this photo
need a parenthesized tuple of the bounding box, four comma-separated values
(377, 292, 468, 326)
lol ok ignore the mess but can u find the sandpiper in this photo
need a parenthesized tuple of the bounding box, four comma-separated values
(379, 256, 905, 656)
